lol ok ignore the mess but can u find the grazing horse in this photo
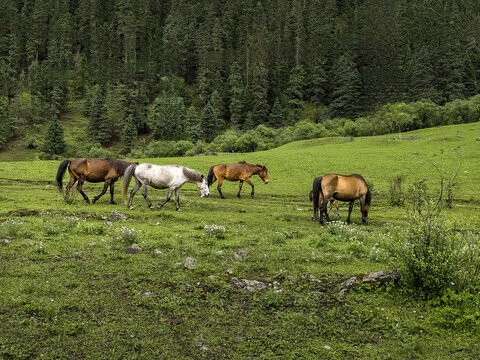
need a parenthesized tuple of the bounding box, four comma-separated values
(207, 161, 269, 198)
(309, 190, 339, 220)
(311, 174, 371, 225)
(56, 158, 137, 204)
(122, 163, 209, 211)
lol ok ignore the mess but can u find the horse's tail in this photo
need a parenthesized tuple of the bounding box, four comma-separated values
(207, 166, 216, 187)
(312, 176, 323, 212)
(56, 160, 70, 194)
(122, 164, 137, 204)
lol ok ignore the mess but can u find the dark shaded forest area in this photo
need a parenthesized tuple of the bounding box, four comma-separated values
(1, 0, 480, 153)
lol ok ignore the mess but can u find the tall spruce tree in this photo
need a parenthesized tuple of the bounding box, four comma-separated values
(88, 85, 112, 145)
(185, 105, 202, 142)
(147, 96, 184, 140)
(330, 54, 362, 118)
(42, 116, 66, 155)
(200, 102, 220, 142)
(121, 115, 137, 154)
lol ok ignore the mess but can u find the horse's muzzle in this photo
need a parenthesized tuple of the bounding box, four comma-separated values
(264, 180, 269, 184)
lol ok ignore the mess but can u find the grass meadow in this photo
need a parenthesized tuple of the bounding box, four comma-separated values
(1, 122, 480, 359)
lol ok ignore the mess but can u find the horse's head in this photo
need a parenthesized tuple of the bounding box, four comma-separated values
(197, 175, 210, 197)
(259, 166, 269, 184)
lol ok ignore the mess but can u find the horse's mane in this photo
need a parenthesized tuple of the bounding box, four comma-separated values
(108, 158, 136, 175)
(183, 167, 203, 182)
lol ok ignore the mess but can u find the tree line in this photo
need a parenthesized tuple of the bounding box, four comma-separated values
(1, 0, 480, 153)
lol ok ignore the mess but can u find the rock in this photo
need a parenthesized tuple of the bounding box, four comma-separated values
(476, 137, 480, 141)
(122, 248, 138, 254)
(154, 249, 164, 255)
(88, 242, 97, 246)
(362, 271, 399, 283)
(110, 211, 129, 220)
(184, 257, 197, 269)
(342, 276, 360, 288)
(230, 277, 269, 291)
(131, 243, 142, 251)
(234, 250, 247, 259)
(301, 274, 322, 284)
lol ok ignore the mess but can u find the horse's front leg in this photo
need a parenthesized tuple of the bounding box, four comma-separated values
(92, 180, 110, 204)
(320, 197, 330, 225)
(76, 178, 90, 204)
(157, 188, 174, 209)
(237, 181, 244, 198)
(174, 188, 181, 211)
(245, 179, 255, 198)
(346, 200, 355, 224)
(359, 197, 368, 224)
(217, 178, 225, 199)
(142, 184, 154, 209)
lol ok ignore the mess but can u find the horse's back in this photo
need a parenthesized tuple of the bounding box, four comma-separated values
(322, 173, 368, 200)
(69, 158, 119, 182)
(214, 162, 251, 180)
(134, 163, 179, 188)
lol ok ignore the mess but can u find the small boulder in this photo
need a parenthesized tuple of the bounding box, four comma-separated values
(184, 257, 197, 270)
(230, 277, 269, 291)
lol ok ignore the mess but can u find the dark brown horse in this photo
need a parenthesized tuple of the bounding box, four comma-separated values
(207, 161, 269, 198)
(312, 174, 371, 225)
(56, 158, 137, 204)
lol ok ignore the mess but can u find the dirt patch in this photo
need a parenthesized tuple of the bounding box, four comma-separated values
(393, 136, 420, 141)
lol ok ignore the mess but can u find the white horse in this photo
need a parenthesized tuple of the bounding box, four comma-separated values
(122, 163, 209, 211)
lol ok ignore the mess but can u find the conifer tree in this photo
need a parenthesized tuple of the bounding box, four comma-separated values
(227, 62, 245, 127)
(200, 102, 219, 142)
(88, 85, 112, 145)
(147, 96, 184, 140)
(250, 62, 269, 126)
(42, 116, 66, 155)
(185, 105, 202, 142)
(121, 115, 137, 154)
(330, 54, 362, 118)
(268, 97, 287, 128)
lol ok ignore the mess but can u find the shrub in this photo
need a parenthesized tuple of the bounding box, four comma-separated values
(391, 179, 480, 297)
(389, 174, 407, 206)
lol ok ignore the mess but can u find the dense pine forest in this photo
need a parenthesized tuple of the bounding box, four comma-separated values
(1, 0, 480, 156)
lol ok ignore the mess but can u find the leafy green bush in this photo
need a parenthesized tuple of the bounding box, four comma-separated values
(389, 174, 407, 206)
(391, 180, 480, 297)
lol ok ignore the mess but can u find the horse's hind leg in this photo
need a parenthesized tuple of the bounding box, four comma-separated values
(76, 178, 90, 203)
(128, 178, 142, 208)
(346, 200, 355, 224)
(237, 181, 244, 198)
(157, 188, 174, 209)
(174, 188, 181, 211)
(320, 197, 331, 225)
(109, 180, 117, 204)
(65, 178, 77, 202)
(92, 180, 110, 204)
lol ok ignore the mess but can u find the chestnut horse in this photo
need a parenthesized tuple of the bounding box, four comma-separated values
(56, 158, 137, 204)
(207, 161, 269, 198)
(311, 174, 371, 225)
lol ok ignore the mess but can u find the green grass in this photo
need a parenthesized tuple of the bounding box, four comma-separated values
(1, 123, 480, 359)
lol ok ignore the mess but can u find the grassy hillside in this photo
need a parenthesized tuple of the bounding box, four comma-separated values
(0, 123, 479, 359)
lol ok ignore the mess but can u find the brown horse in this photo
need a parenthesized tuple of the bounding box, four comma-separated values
(309, 190, 339, 220)
(56, 158, 137, 204)
(311, 174, 371, 225)
(207, 161, 269, 198)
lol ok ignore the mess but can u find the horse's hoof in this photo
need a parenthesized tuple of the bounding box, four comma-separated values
(149, 205, 154, 210)
(177, 208, 182, 212)
(110, 201, 117, 205)
(85, 199, 91, 204)
(129, 206, 134, 210)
